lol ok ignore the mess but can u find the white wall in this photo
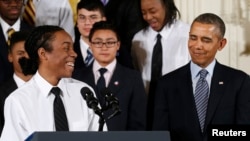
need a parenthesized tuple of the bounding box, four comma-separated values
(175, 0, 250, 74)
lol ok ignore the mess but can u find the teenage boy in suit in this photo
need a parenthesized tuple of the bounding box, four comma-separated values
(73, 21, 147, 130)
(74, 0, 106, 69)
(0, 0, 33, 85)
(0, 31, 32, 135)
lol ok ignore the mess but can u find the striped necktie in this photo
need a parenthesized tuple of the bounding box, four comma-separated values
(85, 48, 94, 67)
(51, 87, 69, 131)
(194, 69, 209, 132)
(6, 28, 15, 46)
(23, 0, 35, 26)
(101, 0, 107, 5)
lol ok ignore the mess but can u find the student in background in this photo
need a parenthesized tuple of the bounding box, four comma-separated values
(131, 0, 190, 130)
(0, 31, 32, 135)
(73, 21, 147, 130)
(74, 0, 106, 70)
(0, 0, 33, 85)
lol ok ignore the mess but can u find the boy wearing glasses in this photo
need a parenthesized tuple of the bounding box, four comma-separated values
(74, 0, 106, 69)
(73, 21, 147, 131)
(0, 0, 33, 85)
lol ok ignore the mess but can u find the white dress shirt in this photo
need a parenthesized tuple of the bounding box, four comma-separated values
(131, 20, 191, 93)
(79, 37, 90, 61)
(92, 59, 116, 86)
(13, 73, 26, 88)
(0, 72, 104, 141)
(0, 17, 21, 41)
(32, 0, 75, 39)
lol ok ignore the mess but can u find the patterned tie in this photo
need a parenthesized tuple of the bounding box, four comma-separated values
(51, 87, 69, 131)
(101, 0, 107, 5)
(194, 69, 209, 132)
(6, 28, 15, 46)
(97, 68, 107, 106)
(23, 0, 35, 26)
(85, 48, 94, 67)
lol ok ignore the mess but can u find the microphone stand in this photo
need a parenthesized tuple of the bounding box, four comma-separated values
(98, 109, 105, 132)
(98, 113, 105, 131)
(97, 104, 121, 131)
(92, 108, 105, 131)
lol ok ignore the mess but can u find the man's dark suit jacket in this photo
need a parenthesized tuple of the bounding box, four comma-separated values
(0, 77, 18, 135)
(152, 61, 250, 141)
(73, 63, 147, 130)
(73, 35, 88, 70)
(0, 22, 33, 85)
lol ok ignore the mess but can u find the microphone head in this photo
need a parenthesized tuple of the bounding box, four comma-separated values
(101, 87, 112, 97)
(80, 87, 92, 100)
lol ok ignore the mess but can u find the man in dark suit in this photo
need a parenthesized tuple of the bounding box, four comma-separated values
(152, 13, 250, 141)
(0, 0, 33, 85)
(0, 31, 32, 135)
(73, 21, 147, 130)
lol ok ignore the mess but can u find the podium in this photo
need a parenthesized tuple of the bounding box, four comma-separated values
(26, 131, 171, 141)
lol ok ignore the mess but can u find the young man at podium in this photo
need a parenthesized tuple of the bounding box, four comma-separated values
(0, 25, 106, 141)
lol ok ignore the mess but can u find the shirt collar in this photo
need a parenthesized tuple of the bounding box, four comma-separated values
(148, 19, 177, 41)
(93, 59, 117, 75)
(79, 36, 90, 51)
(0, 17, 21, 40)
(13, 73, 26, 88)
(34, 71, 67, 98)
(0, 17, 20, 32)
(190, 59, 216, 79)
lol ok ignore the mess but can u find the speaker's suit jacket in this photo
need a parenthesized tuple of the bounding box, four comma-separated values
(73, 63, 147, 130)
(0, 22, 33, 85)
(153, 61, 250, 141)
(0, 77, 17, 134)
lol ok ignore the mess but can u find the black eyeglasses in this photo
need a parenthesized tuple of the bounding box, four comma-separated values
(0, 0, 24, 4)
(91, 41, 118, 48)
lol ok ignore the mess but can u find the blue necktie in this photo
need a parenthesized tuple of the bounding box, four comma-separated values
(194, 69, 209, 132)
(51, 87, 69, 131)
(85, 48, 94, 67)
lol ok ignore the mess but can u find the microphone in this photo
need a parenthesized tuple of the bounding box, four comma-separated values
(101, 88, 121, 119)
(80, 87, 102, 117)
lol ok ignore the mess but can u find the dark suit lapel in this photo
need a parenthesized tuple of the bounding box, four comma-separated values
(5, 78, 18, 94)
(204, 62, 227, 130)
(108, 64, 122, 96)
(184, 63, 204, 135)
(85, 69, 96, 91)
(0, 25, 8, 62)
(74, 39, 86, 69)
